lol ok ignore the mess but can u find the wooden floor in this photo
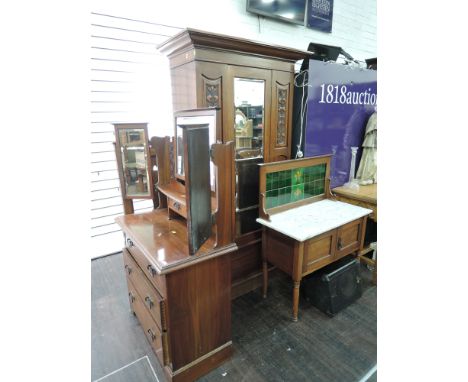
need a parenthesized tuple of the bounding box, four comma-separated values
(92, 253, 377, 382)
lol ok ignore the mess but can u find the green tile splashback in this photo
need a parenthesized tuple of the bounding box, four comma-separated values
(265, 164, 326, 209)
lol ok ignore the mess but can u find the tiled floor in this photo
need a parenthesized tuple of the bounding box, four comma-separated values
(92, 253, 377, 382)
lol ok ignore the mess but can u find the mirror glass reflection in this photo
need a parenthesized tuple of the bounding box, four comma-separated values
(234, 77, 265, 159)
(234, 77, 265, 235)
(176, 125, 184, 177)
(118, 128, 151, 197)
(175, 115, 216, 190)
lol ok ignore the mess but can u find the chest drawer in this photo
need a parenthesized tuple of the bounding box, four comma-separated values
(127, 278, 166, 367)
(125, 239, 167, 298)
(168, 196, 187, 218)
(123, 249, 166, 331)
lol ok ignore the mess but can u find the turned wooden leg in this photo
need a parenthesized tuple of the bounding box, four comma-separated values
(292, 280, 301, 322)
(291, 241, 304, 322)
(262, 260, 268, 298)
(262, 227, 269, 298)
(371, 242, 377, 285)
(373, 258, 377, 285)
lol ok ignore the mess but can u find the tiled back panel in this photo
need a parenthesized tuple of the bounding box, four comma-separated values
(265, 164, 326, 209)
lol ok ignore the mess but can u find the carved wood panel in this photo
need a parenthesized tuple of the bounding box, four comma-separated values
(202, 74, 222, 108)
(275, 84, 289, 147)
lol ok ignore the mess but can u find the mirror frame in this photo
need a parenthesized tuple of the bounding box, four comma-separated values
(114, 123, 154, 200)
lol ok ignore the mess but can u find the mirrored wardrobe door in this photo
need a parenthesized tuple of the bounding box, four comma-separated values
(229, 67, 271, 235)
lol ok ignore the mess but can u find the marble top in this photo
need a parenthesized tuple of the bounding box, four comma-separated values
(256, 199, 372, 242)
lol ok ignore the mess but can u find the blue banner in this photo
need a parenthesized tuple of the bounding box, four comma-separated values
(305, 60, 377, 188)
(307, 0, 334, 32)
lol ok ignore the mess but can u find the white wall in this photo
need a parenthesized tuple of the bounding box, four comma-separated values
(94, 0, 376, 60)
(90, 14, 178, 257)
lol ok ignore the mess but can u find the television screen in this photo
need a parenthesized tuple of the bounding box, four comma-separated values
(247, 0, 307, 26)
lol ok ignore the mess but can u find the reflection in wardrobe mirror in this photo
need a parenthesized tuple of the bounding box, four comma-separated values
(114, 123, 153, 199)
(174, 108, 220, 191)
(176, 125, 184, 177)
(233, 78, 265, 159)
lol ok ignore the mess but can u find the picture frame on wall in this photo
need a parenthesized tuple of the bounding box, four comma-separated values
(306, 0, 334, 33)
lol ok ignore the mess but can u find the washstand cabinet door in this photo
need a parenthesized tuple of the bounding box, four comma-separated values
(303, 230, 337, 275)
(335, 219, 362, 259)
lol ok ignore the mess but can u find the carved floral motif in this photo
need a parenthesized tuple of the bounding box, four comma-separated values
(277, 88, 287, 146)
(202, 74, 222, 108)
(205, 83, 219, 107)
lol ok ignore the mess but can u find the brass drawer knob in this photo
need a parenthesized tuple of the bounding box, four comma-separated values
(145, 296, 154, 309)
(126, 238, 134, 247)
(128, 292, 135, 303)
(147, 328, 156, 342)
(173, 201, 181, 210)
(147, 264, 157, 277)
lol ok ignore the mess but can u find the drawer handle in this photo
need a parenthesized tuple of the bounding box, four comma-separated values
(147, 264, 157, 277)
(128, 292, 135, 303)
(337, 238, 343, 250)
(127, 238, 134, 247)
(147, 328, 156, 342)
(173, 201, 181, 210)
(125, 264, 132, 275)
(145, 296, 154, 309)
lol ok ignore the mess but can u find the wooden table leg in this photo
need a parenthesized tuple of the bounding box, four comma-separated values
(262, 227, 268, 298)
(292, 280, 300, 322)
(373, 258, 377, 285)
(292, 241, 304, 322)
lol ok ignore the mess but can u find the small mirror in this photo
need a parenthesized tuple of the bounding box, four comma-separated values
(114, 123, 153, 199)
(174, 108, 220, 191)
(179, 123, 212, 255)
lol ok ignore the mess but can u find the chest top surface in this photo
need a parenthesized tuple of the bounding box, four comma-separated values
(257, 199, 372, 242)
(116, 209, 235, 274)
